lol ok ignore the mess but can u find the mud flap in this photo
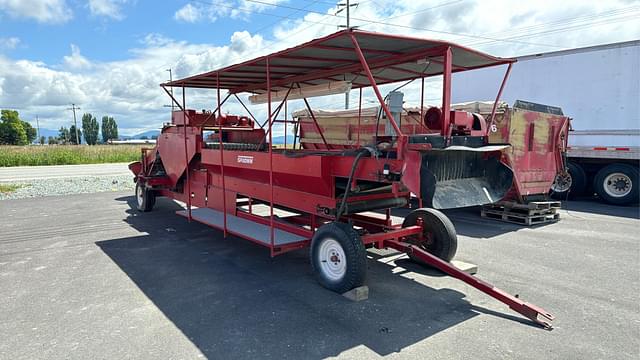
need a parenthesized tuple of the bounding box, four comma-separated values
(420, 145, 513, 209)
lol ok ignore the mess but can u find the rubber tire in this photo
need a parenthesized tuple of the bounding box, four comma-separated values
(593, 163, 639, 205)
(402, 208, 457, 263)
(551, 162, 587, 200)
(135, 181, 156, 212)
(310, 222, 367, 293)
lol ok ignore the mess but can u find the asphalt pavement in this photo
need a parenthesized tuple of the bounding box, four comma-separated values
(0, 192, 638, 359)
(0, 163, 131, 182)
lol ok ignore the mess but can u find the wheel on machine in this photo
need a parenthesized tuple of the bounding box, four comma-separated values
(402, 208, 457, 263)
(551, 162, 587, 199)
(135, 180, 156, 212)
(310, 222, 367, 293)
(593, 163, 639, 205)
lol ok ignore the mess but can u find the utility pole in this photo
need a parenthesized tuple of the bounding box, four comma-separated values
(166, 68, 175, 112)
(67, 104, 80, 145)
(35, 115, 40, 142)
(337, 0, 358, 109)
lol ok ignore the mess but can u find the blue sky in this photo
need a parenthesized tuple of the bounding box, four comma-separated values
(2, 1, 326, 63)
(1, 0, 638, 135)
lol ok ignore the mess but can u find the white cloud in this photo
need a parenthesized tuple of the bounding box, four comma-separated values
(173, 0, 289, 23)
(174, 3, 201, 23)
(88, 0, 130, 20)
(174, 2, 228, 23)
(0, 37, 20, 50)
(63, 44, 92, 70)
(0, 0, 72, 24)
(1, 0, 638, 134)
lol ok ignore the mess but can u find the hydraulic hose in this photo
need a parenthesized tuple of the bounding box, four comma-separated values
(335, 147, 376, 221)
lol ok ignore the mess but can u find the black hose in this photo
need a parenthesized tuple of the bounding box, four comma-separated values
(335, 147, 374, 221)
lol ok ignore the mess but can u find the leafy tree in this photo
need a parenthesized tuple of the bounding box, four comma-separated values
(0, 110, 28, 145)
(81, 113, 99, 145)
(69, 125, 82, 145)
(101, 116, 118, 142)
(39, 136, 46, 145)
(58, 127, 70, 144)
(22, 121, 37, 143)
(48, 136, 59, 145)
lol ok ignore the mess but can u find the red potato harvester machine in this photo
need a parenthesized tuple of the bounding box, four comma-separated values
(129, 30, 554, 328)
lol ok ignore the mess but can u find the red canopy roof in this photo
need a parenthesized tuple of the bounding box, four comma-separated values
(164, 29, 515, 94)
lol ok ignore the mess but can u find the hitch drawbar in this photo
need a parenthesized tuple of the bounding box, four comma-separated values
(385, 240, 555, 329)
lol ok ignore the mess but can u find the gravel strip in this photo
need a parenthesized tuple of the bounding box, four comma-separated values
(0, 174, 136, 200)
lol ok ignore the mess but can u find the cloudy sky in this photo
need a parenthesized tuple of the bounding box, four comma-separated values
(0, 0, 638, 136)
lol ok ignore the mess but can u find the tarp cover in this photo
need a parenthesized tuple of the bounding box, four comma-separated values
(164, 29, 514, 94)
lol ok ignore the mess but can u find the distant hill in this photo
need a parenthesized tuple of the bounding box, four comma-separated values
(35, 128, 162, 142)
(36, 128, 292, 143)
(272, 134, 295, 144)
(121, 130, 161, 140)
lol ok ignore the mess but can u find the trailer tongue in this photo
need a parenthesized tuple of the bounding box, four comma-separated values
(130, 29, 554, 329)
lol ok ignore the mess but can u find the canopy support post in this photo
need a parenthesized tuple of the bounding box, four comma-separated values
(182, 85, 192, 221)
(266, 57, 275, 256)
(350, 33, 405, 158)
(258, 86, 293, 149)
(217, 72, 227, 238)
(302, 97, 330, 150)
(441, 46, 452, 139)
(420, 76, 427, 132)
(233, 94, 259, 125)
(488, 63, 513, 133)
(357, 87, 362, 147)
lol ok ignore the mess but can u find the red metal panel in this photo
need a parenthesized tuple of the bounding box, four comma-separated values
(157, 126, 200, 186)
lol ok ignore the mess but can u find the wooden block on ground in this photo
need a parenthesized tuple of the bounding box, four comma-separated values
(451, 260, 478, 275)
(342, 286, 369, 302)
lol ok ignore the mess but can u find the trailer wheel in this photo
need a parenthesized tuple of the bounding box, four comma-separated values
(594, 164, 638, 205)
(402, 208, 457, 263)
(551, 162, 587, 199)
(310, 222, 366, 293)
(135, 181, 156, 212)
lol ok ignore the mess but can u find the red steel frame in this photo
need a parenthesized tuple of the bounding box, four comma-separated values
(146, 30, 552, 328)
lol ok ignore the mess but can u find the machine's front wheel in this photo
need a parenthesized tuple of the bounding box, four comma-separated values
(310, 222, 367, 293)
(402, 208, 457, 263)
(135, 181, 156, 212)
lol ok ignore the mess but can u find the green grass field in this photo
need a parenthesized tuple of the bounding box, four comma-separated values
(0, 183, 24, 193)
(0, 145, 143, 167)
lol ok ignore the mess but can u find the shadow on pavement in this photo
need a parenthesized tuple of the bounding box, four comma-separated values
(392, 206, 532, 239)
(560, 199, 640, 220)
(392, 199, 639, 241)
(97, 196, 533, 358)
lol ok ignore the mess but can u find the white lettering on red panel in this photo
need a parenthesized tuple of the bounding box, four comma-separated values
(237, 155, 254, 164)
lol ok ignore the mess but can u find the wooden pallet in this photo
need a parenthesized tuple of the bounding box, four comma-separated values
(481, 201, 561, 226)
(494, 200, 561, 211)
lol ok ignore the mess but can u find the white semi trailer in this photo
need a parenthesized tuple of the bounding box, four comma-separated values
(452, 40, 639, 205)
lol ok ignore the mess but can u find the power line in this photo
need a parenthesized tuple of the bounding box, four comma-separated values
(189, 0, 338, 27)
(381, 0, 466, 21)
(251, 0, 325, 34)
(476, 5, 639, 40)
(233, 0, 565, 48)
(467, 11, 640, 48)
